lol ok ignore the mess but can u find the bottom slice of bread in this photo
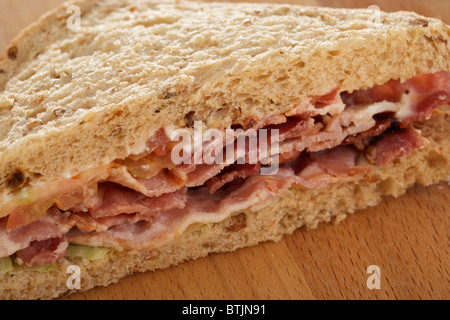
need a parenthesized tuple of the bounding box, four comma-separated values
(1, 106, 449, 300)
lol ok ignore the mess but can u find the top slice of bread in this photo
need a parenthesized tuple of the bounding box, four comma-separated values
(0, 0, 449, 199)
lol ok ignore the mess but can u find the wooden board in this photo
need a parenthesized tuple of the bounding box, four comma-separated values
(0, 0, 449, 300)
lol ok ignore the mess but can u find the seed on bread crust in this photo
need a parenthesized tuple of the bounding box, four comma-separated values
(7, 46, 18, 60)
(6, 170, 25, 189)
(226, 213, 247, 232)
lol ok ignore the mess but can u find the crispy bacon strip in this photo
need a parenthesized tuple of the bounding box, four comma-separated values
(364, 125, 426, 166)
(15, 236, 68, 267)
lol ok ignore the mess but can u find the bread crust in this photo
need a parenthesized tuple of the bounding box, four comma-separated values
(1, 106, 449, 300)
(0, 0, 449, 198)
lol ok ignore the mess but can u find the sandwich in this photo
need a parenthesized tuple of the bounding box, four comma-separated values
(0, 0, 449, 300)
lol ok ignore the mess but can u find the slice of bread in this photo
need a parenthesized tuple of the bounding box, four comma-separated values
(0, 0, 449, 198)
(1, 105, 449, 300)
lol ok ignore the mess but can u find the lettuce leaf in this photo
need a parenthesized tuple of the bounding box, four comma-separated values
(66, 244, 111, 261)
(0, 256, 13, 274)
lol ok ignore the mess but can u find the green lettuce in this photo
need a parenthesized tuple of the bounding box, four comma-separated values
(0, 256, 13, 274)
(66, 244, 111, 261)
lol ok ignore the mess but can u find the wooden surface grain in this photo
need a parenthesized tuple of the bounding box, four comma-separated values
(0, 0, 449, 300)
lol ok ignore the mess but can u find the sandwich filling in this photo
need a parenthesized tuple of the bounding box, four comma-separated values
(0, 71, 449, 268)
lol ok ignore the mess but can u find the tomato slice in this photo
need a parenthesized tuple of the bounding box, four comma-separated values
(6, 199, 54, 232)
